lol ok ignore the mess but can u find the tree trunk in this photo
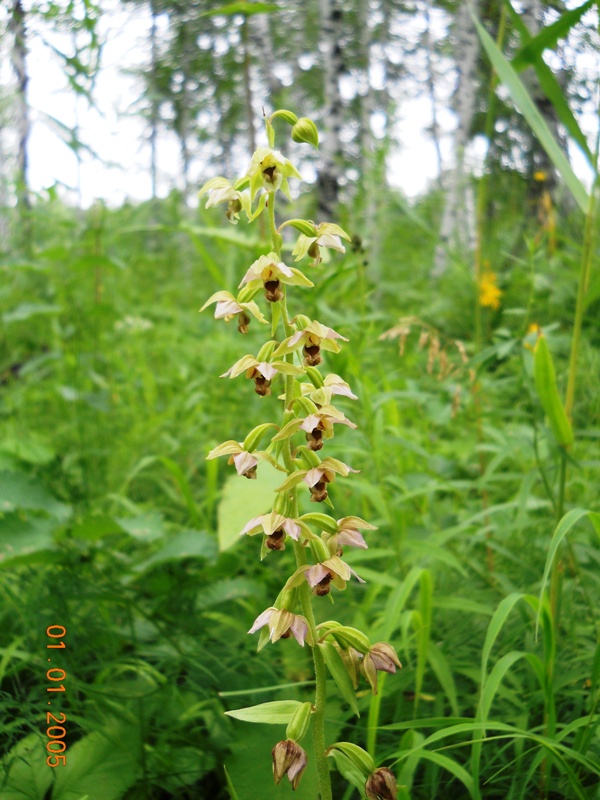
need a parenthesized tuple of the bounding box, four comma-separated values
(423, 0, 443, 190)
(9, 0, 30, 213)
(317, 0, 343, 220)
(149, 0, 159, 200)
(432, 0, 479, 278)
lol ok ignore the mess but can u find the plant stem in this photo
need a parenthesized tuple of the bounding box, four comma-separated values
(293, 540, 332, 800)
(270, 187, 332, 800)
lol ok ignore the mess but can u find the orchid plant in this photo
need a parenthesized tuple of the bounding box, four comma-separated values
(200, 111, 401, 800)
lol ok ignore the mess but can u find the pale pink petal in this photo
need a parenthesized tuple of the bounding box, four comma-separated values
(317, 233, 345, 252)
(289, 616, 308, 647)
(257, 362, 278, 381)
(337, 529, 368, 548)
(240, 515, 266, 536)
(286, 330, 306, 349)
(330, 384, 358, 400)
(233, 451, 258, 476)
(300, 414, 321, 432)
(305, 564, 330, 587)
(248, 607, 275, 634)
(304, 467, 325, 487)
(214, 299, 243, 318)
(282, 519, 302, 541)
(274, 260, 294, 278)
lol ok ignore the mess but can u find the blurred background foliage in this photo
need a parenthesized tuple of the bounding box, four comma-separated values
(1, 1, 599, 799)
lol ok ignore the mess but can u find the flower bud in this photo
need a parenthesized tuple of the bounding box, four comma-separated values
(291, 117, 319, 148)
(285, 701, 312, 742)
(272, 739, 308, 790)
(365, 767, 398, 800)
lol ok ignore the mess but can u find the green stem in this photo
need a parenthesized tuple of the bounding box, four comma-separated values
(293, 541, 332, 800)
(270, 185, 332, 800)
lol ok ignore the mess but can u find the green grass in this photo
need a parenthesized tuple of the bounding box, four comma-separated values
(0, 183, 598, 799)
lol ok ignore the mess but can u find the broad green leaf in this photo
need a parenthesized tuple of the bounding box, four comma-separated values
(218, 461, 283, 550)
(116, 512, 164, 542)
(0, 436, 55, 465)
(225, 700, 303, 724)
(0, 514, 57, 566)
(0, 733, 52, 800)
(320, 641, 360, 716)
(0, 471, 70, 521)
(51, 724, 139, 800)
(472, 12, 589, 213)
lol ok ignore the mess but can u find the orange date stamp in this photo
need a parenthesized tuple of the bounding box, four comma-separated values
(45, 625, 67, 767)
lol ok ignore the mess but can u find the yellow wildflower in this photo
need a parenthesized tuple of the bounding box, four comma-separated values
(479, 268, 502, 310)
(533, 170, 547, 182)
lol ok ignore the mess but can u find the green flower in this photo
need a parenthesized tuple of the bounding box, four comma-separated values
(239, 253, 313, 302)
(247, 147, 301, 200)
(292, 222, 351, 267)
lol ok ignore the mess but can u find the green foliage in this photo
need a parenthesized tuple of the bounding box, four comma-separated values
(1, 144, 599, 799)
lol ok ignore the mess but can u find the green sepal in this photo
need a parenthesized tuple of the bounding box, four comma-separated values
(256, 626, 270, 652)
(276, 471, 307, 493)
(323, 625, 371, 654)
(305, 366, 324, 388)
(285, 702, 312, 742)
(233, 176, 250, 192)
(299, 513, 338, 533)
(243, 423, 279, 453)
(272, 360, 304, 376)
(257, 340, 278, 362)
(310, 537, 331, 563)
(326, 741, 375, 777)
(272, 418, 304, 441)
(292, 397, 319, 416)
(238, 285, 262, 304)
(279, 218, 318, 237)
(271, 109, 298, 125)
(295, 446, 321, 469)
(534, 334, 574, 447)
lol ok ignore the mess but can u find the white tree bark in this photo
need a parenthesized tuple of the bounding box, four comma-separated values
(9, 0, 30, 212)
(432, 0, 479, 278)
(317, 0, 343, 220)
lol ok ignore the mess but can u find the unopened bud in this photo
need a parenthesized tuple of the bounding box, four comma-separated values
(292, 117, 319, 149)
(365, 767, 398, 800)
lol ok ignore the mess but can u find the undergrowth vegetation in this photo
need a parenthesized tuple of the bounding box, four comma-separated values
(1, 169, 599, 799)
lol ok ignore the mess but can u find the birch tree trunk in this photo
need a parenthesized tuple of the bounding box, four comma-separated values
(317, 0, 343, 220)
(149, 0, 159, 200)
(423, 0, 443, 190)
(432, 0, 479, 278)
(9, 0, 30, 213)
